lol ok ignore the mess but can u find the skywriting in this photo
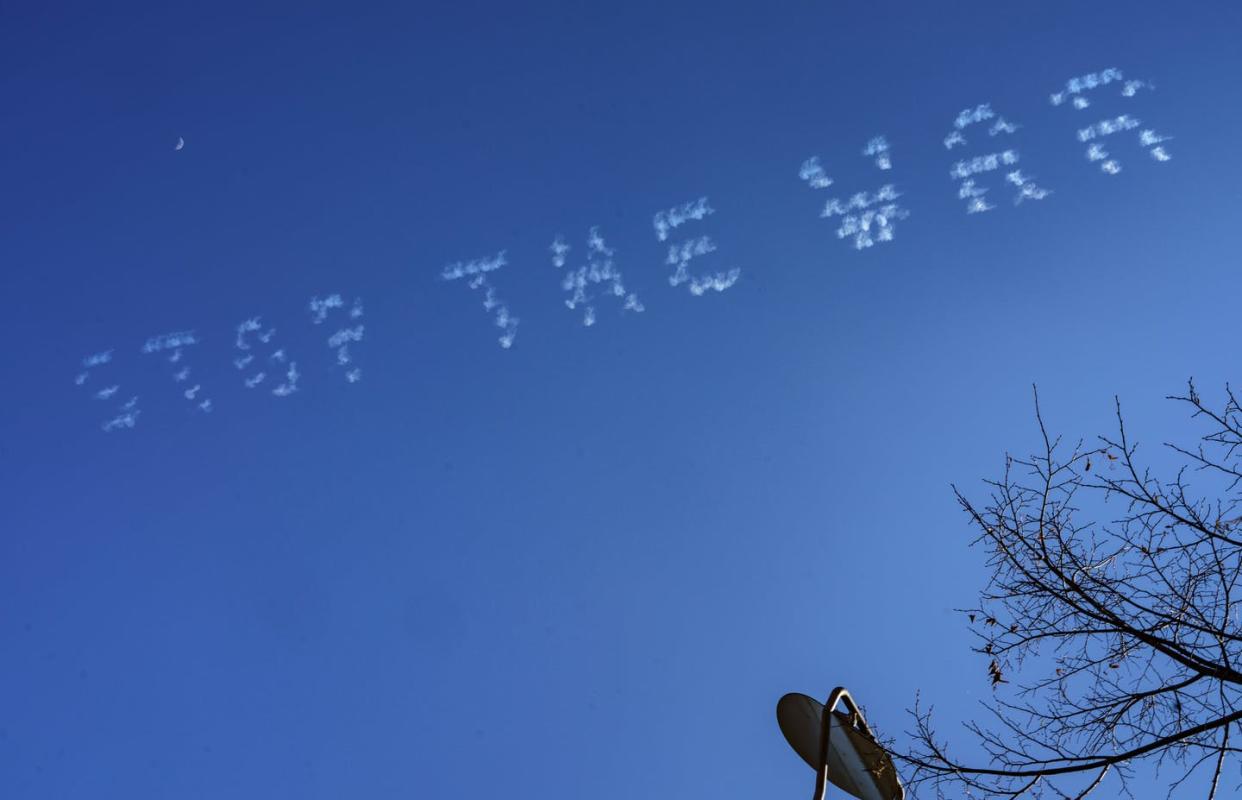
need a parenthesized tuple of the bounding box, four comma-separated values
(73, 67, 1172, 432)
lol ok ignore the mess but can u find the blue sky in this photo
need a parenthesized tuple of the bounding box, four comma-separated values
(2, 1, 1241, 797)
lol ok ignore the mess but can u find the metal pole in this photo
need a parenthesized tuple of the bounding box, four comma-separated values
(814, 687, 863, 800)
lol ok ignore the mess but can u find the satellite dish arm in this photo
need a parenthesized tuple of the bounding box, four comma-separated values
(813, 687, 865, 800)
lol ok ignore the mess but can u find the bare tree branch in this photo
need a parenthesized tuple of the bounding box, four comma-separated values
(890, 382, 1242, 798)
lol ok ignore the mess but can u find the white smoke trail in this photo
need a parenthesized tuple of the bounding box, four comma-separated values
(805, 136, 908, 249)
(1051, 69, 1170, 172)
(441, 252, 507, 281)
(820, 184, 901, 218)
(143, 330, 212, 412)
(653, 197, 713, 242)
(587, 227, 613, 257)
(662, 231, 742, 290)
(954, 104, 994, 129)
(946, 102, 1049, 211)
(82, 351, 113, 368)
(945, 103, 1018, 150)
(1077, 115, 1140, 141)
(950, 150, 1020, 179)
(689, 269, 741, 295)
(862, 136, 892, 170)
(1049, 68, 1124, 106)
(989, 118, 1019, 136)
(493, 300, 518, 349)
(550, 236, 570, 267)
(943, 131, 967, 150)
(102, 408, 140, 432)
(142, 331, 198, 353)
(310, 294, 366, 378)
(76, 350, 143, 432)
(235, 315, 280, 392)
(958, 179, 994, 213)
(76, 352, 110, 389)
(666, 235, 718, 287)
(835, 205, 908, 249)
(1074, 114, 1167, 173)
(554, 228, 641, 326)
(272, 363, 299, 396)
(100, 396, 141, 432)
(1005, 171, 1051, 203)
(309, 294, 344, 324)
(799, 156, 834, 189)
(965, 197, 994, 214)
(958, 179, 986, 200)
(1139, 129, 1171, 147)
(445, 253, 519, 348)
(235, 307, 306, 395)
(328, 326, 364, 349)
(236, 318, 262, 350)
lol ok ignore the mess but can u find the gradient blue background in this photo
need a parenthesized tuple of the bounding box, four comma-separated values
(3, 1, 1241, 797)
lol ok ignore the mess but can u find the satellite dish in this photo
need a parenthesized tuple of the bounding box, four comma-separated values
(776, 690, 903, 800)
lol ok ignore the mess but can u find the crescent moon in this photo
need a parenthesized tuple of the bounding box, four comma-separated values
(175, 137, 185, 151)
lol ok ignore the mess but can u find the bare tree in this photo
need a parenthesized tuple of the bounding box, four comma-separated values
(897, 382, 1242, 799)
